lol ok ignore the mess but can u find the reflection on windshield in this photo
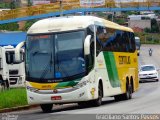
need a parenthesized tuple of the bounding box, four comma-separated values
(55, 32, 85, 79)
(26, 31, 86, 80)
(141, 66, 155, 71)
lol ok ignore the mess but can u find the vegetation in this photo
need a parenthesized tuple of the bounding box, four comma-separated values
(0, 3, 10, 9)
(0, 23, 19, 31)
(27, 0, 32, 7)
(122, 11, 140, 18)
(23, 20, 37, 31)
(0, 2, 19, 9)
(144, 19, 159, 33)
(136, 32, 160, 44)
(114, 17, 126, 25)
(0, 88, 27, 109)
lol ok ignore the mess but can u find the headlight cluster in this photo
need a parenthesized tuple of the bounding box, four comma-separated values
(27, 86, 38, 92)
(153, 73, 158, 76)
(74, 77, 91, 88)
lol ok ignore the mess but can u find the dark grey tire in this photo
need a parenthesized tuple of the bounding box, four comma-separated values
(123, 83, 132, 100)
(40, 104, 53, 113)
(114, 95, 123, 101)
(91, 83, 103, 106)
(78, 101, 90, 108)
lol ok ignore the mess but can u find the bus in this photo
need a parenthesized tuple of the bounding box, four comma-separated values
(15, 16, 139, 112)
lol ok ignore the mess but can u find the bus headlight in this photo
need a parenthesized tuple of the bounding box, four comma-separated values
(27, 86, 38, 92)
(74, 78, 90, 88)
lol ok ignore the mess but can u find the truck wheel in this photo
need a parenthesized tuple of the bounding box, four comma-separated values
(6, 80, 10, 89)
(2, 80, 10, 90)
(1, 80, 6, 90)
(40, 104, 53, 113)
(0, 82, 3, 91)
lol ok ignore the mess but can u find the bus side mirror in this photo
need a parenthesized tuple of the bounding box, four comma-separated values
(84, 35, 91, 55)
(15, 41, 25, 62)
(137, 50, 140, 56)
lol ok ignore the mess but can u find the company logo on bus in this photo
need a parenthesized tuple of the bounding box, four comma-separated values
(53, 89, 58, 93)
(119, 56, 131, 65)
(41, 85, 52, 89)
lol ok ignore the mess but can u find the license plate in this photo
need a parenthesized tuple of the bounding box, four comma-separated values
(147, 76, 151, 78)
(51, 96, 62, 100)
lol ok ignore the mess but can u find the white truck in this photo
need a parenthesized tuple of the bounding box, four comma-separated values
(0, 45, 25, 89)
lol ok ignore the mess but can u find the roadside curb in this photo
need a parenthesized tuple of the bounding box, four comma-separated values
(0, 105, 39, 113)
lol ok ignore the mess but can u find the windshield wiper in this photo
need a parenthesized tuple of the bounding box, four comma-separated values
(32, 50, 48, 56)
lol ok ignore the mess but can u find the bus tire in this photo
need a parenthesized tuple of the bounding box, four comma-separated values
(78, 101, 90, 108)
(91, 83, 103, 106)
(114, 95, 123, 101)
(40, 104, 53, 113)
(123, 82, 132, 100)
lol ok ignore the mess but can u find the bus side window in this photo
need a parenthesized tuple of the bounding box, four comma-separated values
(130, 33, 136, 52)
(96, 26, 104, 56)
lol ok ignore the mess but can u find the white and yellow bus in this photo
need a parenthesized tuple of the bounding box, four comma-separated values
(16, 16, 139, 112)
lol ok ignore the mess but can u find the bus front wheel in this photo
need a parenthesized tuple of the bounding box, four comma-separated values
(40, 104, 53, 113)
(91, 83, 103, 106)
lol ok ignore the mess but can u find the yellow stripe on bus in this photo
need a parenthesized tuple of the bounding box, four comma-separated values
(29, 82, 59, 90)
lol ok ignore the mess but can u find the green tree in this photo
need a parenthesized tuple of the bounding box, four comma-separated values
(0, 22, 19, 31)
(24, 20, 37, 31)
(144, 28, 151, 33)
(10, 1, 16, 9)
(0, 3, 10, 8)
(27, 0, 32, 7)
(151, 19, 159, 33)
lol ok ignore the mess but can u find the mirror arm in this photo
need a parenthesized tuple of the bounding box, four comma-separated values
(15, 41, 25, 62)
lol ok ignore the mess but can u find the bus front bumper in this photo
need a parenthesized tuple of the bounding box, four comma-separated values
(27, 85, 97, 105)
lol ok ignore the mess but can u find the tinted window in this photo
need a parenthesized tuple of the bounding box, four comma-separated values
(96, 26, 136, 54)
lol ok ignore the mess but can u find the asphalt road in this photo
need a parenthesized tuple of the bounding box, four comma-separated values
(1, 45, 160, 120)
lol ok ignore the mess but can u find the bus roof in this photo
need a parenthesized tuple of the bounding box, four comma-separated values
(27, 16, 133, 34)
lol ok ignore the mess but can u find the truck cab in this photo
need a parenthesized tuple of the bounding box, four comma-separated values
(0, 45, 25, 89)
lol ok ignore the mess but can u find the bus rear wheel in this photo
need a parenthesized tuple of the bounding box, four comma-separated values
(123, 82, 132, 100)
(114, 82, 132, 101)
(40, 104, 53, 113)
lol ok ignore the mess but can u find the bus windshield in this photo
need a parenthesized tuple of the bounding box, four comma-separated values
(26, 31, 86, 82)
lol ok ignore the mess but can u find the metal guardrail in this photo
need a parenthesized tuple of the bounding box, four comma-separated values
(0, 0, 160, 21)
